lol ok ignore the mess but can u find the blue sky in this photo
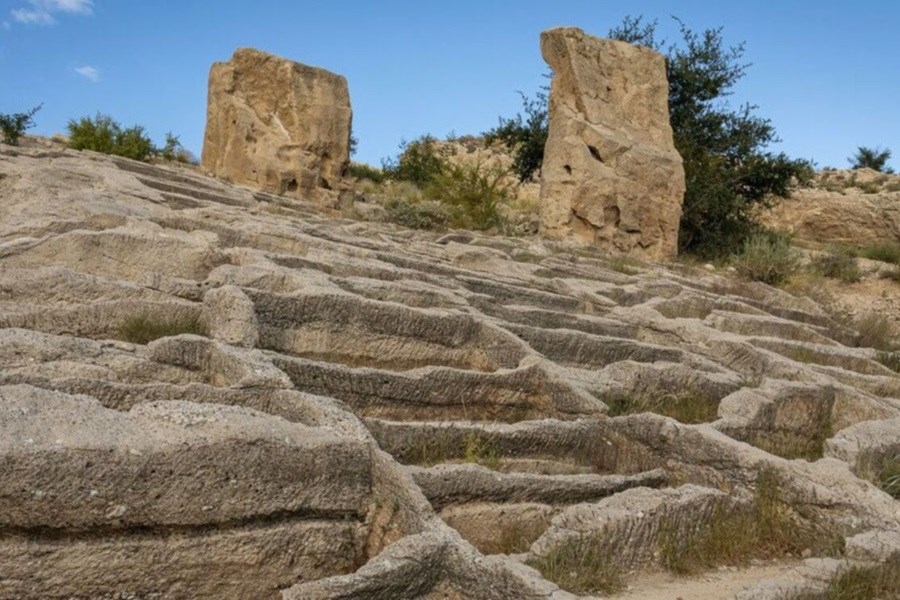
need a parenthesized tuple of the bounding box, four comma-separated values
(2, 0, 898, 170)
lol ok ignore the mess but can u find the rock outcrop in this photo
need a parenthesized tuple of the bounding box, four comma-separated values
(761, 168, 900, 245)
(539, 27, 685, 260)
(201, 48, 352, 201)
(0, 137, 897, 599)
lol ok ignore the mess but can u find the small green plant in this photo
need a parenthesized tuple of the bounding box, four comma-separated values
(0, 104, 41, 145)
(859, 242, 900, 266)
(528, 534, 624, 595)
(425, 161, 509, 231)
(348, 162, 386, 183)
(810, 246, 861, 283)
(382, 135, 446, 187)
(462, 432, 501, 470)
(384, 198, 450, 231)
(849, 146, 894, 174)
(68, 114, 155, 161)
(405, 433, 461, 466)
(733, 233, 800, 285)
(878, 457, 900, 498)
(116, 314, 205, 345)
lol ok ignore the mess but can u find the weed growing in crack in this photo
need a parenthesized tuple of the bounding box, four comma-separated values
(660, 469, 843, 575)
(528, 534, 624, 595)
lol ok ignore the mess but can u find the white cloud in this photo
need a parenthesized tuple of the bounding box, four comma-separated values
(74, 65, 99, 82)
(11, 0, 93, 25)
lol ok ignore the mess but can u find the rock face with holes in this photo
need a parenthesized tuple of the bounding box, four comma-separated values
(0, 137, 898, 599)
(539, 27, 685, 260)
(201, 47, 352, 202)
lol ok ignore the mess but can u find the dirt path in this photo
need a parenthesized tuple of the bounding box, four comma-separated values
(612, 560, 803, 600)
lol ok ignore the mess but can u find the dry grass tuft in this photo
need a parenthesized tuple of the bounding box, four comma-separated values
(606, 393, 719, 424)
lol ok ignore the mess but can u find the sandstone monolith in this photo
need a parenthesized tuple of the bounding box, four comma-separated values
(539, 27, 685, 260)
(201, 48, 352, 201)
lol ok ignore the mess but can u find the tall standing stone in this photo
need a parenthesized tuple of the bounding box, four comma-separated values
(201, 48, 352, 201)
(539, 27, 685, 260)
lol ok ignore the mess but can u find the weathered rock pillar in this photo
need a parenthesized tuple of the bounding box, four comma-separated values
(539, 27, 685, 260)
(201, 48, 352, 201)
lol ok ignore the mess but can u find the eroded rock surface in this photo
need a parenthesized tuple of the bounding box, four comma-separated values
(202, 47, 352, 201)
(761, 168, 900, 245)
(0, 138, 897, 599)
(539, 27, 685, 260)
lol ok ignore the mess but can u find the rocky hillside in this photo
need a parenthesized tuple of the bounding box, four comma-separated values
(762, 168, 900, 246)
(0, 139, 898, 599)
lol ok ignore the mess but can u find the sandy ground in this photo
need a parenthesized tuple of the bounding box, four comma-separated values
(610, 560, 803, 600)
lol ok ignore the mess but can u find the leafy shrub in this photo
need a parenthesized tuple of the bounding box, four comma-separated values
(382, 135, 445, 187)
(116, 314, 205, 345)
(733, 233, 800, 285)
(68, 114, 155, 161)
(0, 104, 41, 145)
(809, 245, 861, 283)
(348, 162, 386, 183)
(384, 198, 450, 231)
(850, 146, 894, 173)
(484, 87, 548, 182)
(426, 161, 508, 230)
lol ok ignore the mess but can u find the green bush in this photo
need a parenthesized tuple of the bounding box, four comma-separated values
(859, 242, 900, 266)
(484, 87, 548, 182)
(733, 233, 799, 285)
(809, 245, 861, 283)
(382, 135, 445, 187)
(384, 198, 450, 231)
(0, 104, 41, 145)
(348, 162, 386, 183)
(68, 114, 155, 161)
(425, 161, 508, 230)
(850, 146, 894, 173)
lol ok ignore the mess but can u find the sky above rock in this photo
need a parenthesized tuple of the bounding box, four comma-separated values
(2, 0, 898, 170)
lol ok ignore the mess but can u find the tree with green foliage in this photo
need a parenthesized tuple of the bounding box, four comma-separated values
(67, 114, 155, 161)
(0, 104, 42, 146)
(484, 86, 548, 182)
(608, 16, 813, 257)
(850, 146, 893, 173)
(382, 135, 446, 187)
